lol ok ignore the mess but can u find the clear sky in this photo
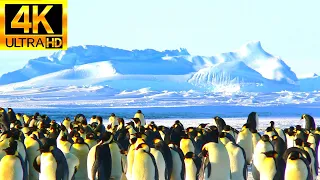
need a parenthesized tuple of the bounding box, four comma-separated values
(0, 0, 319, 77)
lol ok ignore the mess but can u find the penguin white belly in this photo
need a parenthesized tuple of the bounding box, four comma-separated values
(65, 152, 80, 180)
(252, 141, 274, 179)
(285, 159, 308, 180)
(17, 141, 27, 162)
(150, 148, 166, 180)
(205, 142, 230, 180)
(225, 143, 246, 180)
(0, 155, 23, 180)
(132, 150, 156, 180)
(237, 129, 253, 164)
(307, 134, 316, 152)
(40, 153, 57, 180)
(110, 142, 122, 180)
(134, 113, 145, 125)
(304, 147, 316, 180)
(87, 144, 97, 180)
(184, 158, 197, 180)
(252, 133, 260, 150)
(125, 145, 136, 180)
(286, 135, 295, 149)
(85, 140, 97, 149)
(57, 141, 71, 153)
(260, 158, 276, 180)
(160, 131, 166, 141)
(70, 144, 89, 180)
(180, 139, 195, 155)
(24, 137, 40, 180)
(170, 149, 183, 180)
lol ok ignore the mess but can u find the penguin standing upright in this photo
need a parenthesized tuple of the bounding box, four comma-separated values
(69, 137, 90, 180)
(184, 152, 201, 180)
(251, 129, 261, 151)
(246, 112, 259, 132)
(168, 143, 185, 180)
(87, 132, 113, 180)
(225, 141, 247, 180)
(271, 135, 286, 180)
(153, 138, 173, 180)
(260, 151, 280, 180)
(301, 114, 316, 131)
(134, 110, 146, 126)
(132, 143, 159, 180)
(283, 149, 312, 180)
(85, 133, 97, 149)
(150, 145, 166, 180)
(180, 133, 195, 155)
(236, 124, 253, 164)
(33, 138, 69, 180)
(213, 116, 226, 133)
(64, 151, 80, 180)
(57, 134, 72, 153)
(0, 108, 10, 131)
(285, 127, 295, 148)
(24, 133, 42, 180)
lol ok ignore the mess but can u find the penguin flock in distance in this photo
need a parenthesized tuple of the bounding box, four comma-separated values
(0, 107, 319, 180)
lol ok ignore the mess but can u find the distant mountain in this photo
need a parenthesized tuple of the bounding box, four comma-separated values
(0, 41, 311, 92)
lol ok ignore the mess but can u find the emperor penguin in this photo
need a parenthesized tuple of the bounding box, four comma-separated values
(271, 135, 286, 179)
(62, 117, 72, 132)
(180, 133, 195, 155)
(69, 137, 90, 180)
(264, 127, 277, 140)
(236, 123, 253, 164)
(246, 112, 259, 132)
(270, 121, 287, 143)
(16, 113, 24, 126)
(132, 143, 159, 180)
(64, 151, 80, 180)
(252, 135, 274, 180)
(301, 114, 316, 131)
(283, 149, 312, 180)
(168, 143, 185, 180)
(184, 152, 201, 180)
(303, 142, 318, 180)
(225, 141, 247, 180)
(24, 133, 42, 180)
(150, 144, 166, 180)
(108, 113, 119, 129)
(153, 138, 173, 180)
(108, 132, 123, 180)
(33, 138, 69, 180)
(260, 151, 280, 180)
(0, 140, 27, 180)
(0, 108, 10, 131)
(57, 134, 72, 153)
(87, 132, 113, 180)
(85, 133, 97, 149)
(285, 127, 295, 148)
(134, 110, 146, 126)
(251, 129, 261, 151)
(213, 116, 226, 133)
(223, 125, 238, 140)
(199, 141, 231, 180)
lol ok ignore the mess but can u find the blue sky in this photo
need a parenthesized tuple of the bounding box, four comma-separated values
(0, 0, 319, 76)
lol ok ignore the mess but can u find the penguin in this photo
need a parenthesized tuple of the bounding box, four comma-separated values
(0, 140, 27, 180)
(168, 143, 185, 180)
(33, 138, 69, 180)
(294, 125, 307, 143)
(57, 134, 72, 153)
(301, 114, 316, 131)
(271, 135, 286, 180)
(108, 133, 123, 180)
(246, 112, 259, 131)
(270, 121, 287, 143)
(283, 150, 312, 180)
(62, 117, 72, 133)
(219, 132, 236, 145)
(24, 133, 42, 180)
(87, 132, 113, 180)
(223, 125, 238, 140)
(108, 113, 119, 129)
(264, 127, 277, 140)
(184, 152, 201, 180)
(303, 142, 318, 180)
(252, 135, 274, 180)
(236, 123, 253, 164)
(69, 137, 90, 180)
(225, 141, 247, 180)
(199, 142, 231, 180)
(85, 133, 97, 149)
(153, 138, 173, 180)
(74, 114, 86, 123)
(251, 129, 261, 151)
(180, 133, 195, 155)
(285, 127, 295, 148)
(260, 151, 280, 180)
(158, 126, 168, 141)
(150, 145, 166, 180)
(125, 137, 139, 180)
(63, 151, 80, 180)
(89, 115, 97, 124)
(213, 116, 226, 133)
(132, 143, 159, 180)
(134, 110, 146, 126)
(0, 108, 10, 131)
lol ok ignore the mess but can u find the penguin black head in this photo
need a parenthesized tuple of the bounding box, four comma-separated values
(86, 133, 95, 140)
(251, 129, 258, 133)
(261, 135, 270, 142)
(242, 123, 249, 129)
(81, 119, 88, 126)
(296, 125, 302, 131)
(270, 121, 275, 127)
(288, 151, 300, 160)
(110, 113, 115, 117)
(132, 118, 140, 124)
(96, 116, 103, 124)
(3, 140, 18, 155)
(294, 138, 304, 146)
(262, 151, 278, 158)
(198, 123, 209, 129)
(304, 142, 312, 148)
(266, 127, 273, 132)
(100, 132, 114, 143)
(135, 143, 149, 151)
(60, 134, 68, 141)
(219, 132, 227, 138)
(65, 117, 70, 121)
(75, 137, 85, 144)
(289, 126, 294, 131)
(184, 152, 194, 159)
(137, 110, 142, 113)
(60, 124, 66, 131)
(39, 138, 55, 153)
(224, 125, 231, 131)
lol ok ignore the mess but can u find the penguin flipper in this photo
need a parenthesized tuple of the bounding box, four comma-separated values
(52, 148, 69, 180)
(16, 153, 28, 180)
(94, 143, 112, 180)
(33, 155, 41, 173)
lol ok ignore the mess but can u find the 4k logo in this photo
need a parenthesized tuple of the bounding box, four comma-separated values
(0, 0, 67, 50)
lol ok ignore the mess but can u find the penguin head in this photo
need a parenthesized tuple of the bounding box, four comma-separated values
(262, 151, 278, 158)
(261, 135, 270, 142)
(60, 124, 66, 131)
(86, 133, 95, 140)
(295, 125, 302, 131)
(132, 118, 141, 124)
(288, 151, 300, 160)
(137, 110, 142, 113)
(3, 140, 18, 155)
(270, 121, 275, 128)
(75, 137, 85, 144)
(39, 138, 55, 153)
(223, 125, 231, 131)
(198, 123, 209, 129)
(60, 134, 68, 141)
(136, 143, 150, 152)
(294, 138, 304, 146)
(110, 113, 116, 117)
(100, 132, 114, 144)
(184, 152, 195, 159)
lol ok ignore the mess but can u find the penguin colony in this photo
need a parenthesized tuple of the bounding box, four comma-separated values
(0, 107, 319, 180)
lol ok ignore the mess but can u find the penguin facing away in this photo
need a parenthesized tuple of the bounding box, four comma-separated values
(184, 152, 201, 180)
(246, 112, 259, 132)
(225, 141, 247, 180)
(69, 137, 89, 180)
(236, 123, 253, 165)
(168, 143, 185, 180)
(301, 114, 316, 131)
